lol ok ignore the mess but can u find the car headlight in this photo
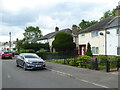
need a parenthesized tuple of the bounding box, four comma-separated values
(43, 61, 46, 65)
(26, 62, 32, 64)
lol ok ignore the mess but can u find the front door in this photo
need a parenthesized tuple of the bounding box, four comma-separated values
(81, 46, 84, 55)
(79, 45, 86, 55)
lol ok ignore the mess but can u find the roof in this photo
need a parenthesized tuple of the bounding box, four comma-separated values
(39, 28, 72, 40)
(28, 37, 40, 42)
(106, 16, 120, 29)
(78, 16, 114, 34)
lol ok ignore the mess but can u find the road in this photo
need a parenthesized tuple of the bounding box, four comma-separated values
(1, 58, 119, 89)
(1, 59, 106, 88)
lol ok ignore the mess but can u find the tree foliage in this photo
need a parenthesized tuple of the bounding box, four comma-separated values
(78, 20, 98, 31)
(23, 26, 42, 40)
(52, 32, 76, 52)
(100, 9, 115, 20)
(86, 42, 92, 56)
(16, 39, 49, 52)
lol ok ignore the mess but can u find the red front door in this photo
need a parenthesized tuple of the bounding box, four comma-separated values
(79, 45, 86, 55)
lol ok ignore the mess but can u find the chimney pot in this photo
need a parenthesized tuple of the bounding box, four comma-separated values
(55, 27, 59, 32)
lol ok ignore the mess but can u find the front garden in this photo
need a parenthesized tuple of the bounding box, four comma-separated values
(47, 55, 120, 72)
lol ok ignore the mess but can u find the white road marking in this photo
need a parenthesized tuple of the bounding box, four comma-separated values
(47, 68, 110, 88)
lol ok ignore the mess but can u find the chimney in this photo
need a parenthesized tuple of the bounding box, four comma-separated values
(72, 25, 78, 34)
(115, 2, 120, 16)
(55, 27, 59, 32)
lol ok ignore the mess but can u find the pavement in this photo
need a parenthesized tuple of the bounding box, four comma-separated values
(46, 62, 119, 89)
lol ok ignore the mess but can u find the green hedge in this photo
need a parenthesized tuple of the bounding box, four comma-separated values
(19, 49, 35, 54)
(36, 52, 76, 60)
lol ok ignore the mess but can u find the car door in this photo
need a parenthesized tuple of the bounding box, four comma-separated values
(17, 55, 22, 66)
(20, 56, 25, 67)
(18, 55, 24, 66)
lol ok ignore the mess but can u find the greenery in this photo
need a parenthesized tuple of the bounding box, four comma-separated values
(78, 9, 115, 32)
(36, 52, 76, 60)
(16, 40, 49, 53)
(86, 43, 93, 56)
(48, 55, 120, 70)
(96, 55, 108, 63)
(23, 26, 42, 40)
(19, 49, 35, 54)
(52, 32, 76, 53)
(78, 20, 98, 31)
(100, 9, 115, 20)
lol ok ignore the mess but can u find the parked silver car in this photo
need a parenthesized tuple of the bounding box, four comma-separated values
(16, 53, 46, 70)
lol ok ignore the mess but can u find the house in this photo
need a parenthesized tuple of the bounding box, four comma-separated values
(37, 27, 72, 52)
(77, 5, 120, 56)
(106, 16, 120, 56)
(0, 41, 16, 52)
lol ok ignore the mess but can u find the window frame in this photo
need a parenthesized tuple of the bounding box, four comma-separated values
(91, 31, 98, 37)
(117, 47, 120, 55)
(92, 47, 99, 54)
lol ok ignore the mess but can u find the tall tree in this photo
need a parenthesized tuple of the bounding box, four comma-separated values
(78, 20, 98, 31)
(86, 42, 92, 56)
(100, 9, 115, 20)
(52, 32, 76, 52)
(23, 26, 42, 40)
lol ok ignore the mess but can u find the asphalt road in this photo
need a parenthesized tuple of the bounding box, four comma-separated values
(1, 58, 108, 88)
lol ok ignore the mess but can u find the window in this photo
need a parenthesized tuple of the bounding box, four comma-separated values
(81, 34, 85, 37)
(91, 31, 98, 37)
(92, 47, 99, 54)
(117, 47, 120, 55)
(117, 29, 120, 34)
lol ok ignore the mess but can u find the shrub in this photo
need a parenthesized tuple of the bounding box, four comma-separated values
(19, 49, 35, 53)
(77, 55, 91, 60)
(77, 55, 91, 68)
(69, 59, 76, 66)
(116, 56, 120, 61)
(96, 55, 108, 63)
(36, 52, 76, 60)
(86, 42, 93, 56)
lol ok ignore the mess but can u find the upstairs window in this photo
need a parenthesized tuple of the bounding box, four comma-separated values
(117, 47, 120, 55)
(81, 34, 85, 37)
(91, 31, 98, 37)
(117, 29, 120, 35)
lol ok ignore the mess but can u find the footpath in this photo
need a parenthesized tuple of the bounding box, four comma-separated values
(46, 62, 119, 89)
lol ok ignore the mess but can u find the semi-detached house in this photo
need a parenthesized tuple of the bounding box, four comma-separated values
(77, 5, 120, 56)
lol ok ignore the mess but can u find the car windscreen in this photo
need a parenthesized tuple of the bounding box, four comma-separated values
(4, 52, 9, 54)
(24, 55, 38, 58)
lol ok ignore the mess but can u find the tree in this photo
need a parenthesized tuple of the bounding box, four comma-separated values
(23, 26, 42, 40)
(52, 32, 76, 52)
(78, 20, 98, 31)
(100, 9, 115, 20)
(86, 42, 92, 56)
(15, 39, 24, 51)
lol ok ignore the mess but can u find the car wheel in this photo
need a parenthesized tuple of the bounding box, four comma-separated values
(23, 63, 27, 71)
(16, 64, 19, 67)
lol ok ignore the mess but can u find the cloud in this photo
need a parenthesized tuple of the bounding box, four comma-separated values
(0, 0, 120, 42)
(0, 23, 24, 42)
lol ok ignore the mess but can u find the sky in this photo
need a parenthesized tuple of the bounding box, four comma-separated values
(0, 0, 120, 42)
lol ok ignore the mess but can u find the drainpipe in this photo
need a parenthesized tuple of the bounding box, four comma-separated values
(105, 29, 107, 56)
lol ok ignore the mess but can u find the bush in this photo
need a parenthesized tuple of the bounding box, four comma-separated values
(96, 55, 108, 63)
(116, 56, 120, 61)
(86, 43, 93, 56)
(69, 59, 76, 66)
(36, 52, 76, 60)
(76, 55, 91, 68)
(19, 49, 35, 53)
(77, 55, 91, 60)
